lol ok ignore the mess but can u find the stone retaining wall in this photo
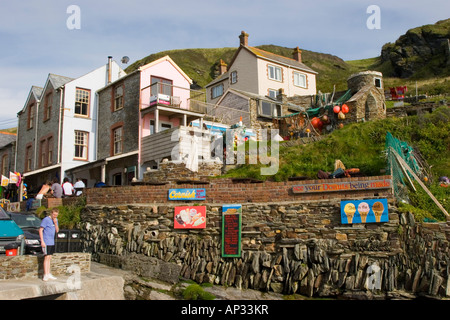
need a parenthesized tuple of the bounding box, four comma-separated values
(0, 253, 91, 280)
(80, 195, 450, 299)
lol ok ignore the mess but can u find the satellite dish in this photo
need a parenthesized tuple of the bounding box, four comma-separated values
(121, 56, 130, 64)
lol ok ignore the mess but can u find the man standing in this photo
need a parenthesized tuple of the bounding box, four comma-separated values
(39, 208, 59, 281)
(51, 178, 63, 198)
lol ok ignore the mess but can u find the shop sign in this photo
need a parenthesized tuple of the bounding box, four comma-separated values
(341, 199, 389, 224)
(293, 179, 392, 194)
(168, 188, 206, 200)
(222, 204, 242, 257)
(174, 206, 206, 229)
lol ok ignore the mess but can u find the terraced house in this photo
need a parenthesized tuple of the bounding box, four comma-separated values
(16, 59, 125, 192)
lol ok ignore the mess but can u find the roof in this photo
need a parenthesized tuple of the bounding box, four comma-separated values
(139, 55, 193, 84)
(206, 45, 317, 88)
(245, 46, 317, 74)
(0, 132, 16, 149)
(47, 74, 75, 90)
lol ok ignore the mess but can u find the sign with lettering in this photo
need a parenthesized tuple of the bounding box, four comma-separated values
(292, 179, 392, 194)
(341, 199, 389, 224)
(222, 204, 242, 257)
(168, 188, 206, 201)
(174, 206, 206, 229)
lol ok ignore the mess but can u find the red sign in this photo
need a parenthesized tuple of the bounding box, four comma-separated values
(174, 206, 206, 229)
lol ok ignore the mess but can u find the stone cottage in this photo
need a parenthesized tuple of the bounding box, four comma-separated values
(344, 71, 386, 122)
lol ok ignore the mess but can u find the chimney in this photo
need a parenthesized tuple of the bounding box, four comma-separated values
(293, 47, 302, 63)
(239, 31, 249, 47)
(219, 59, 228, 75)
(107, 56, 113, 84)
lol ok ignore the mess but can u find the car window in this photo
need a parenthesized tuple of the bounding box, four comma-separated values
(0, 207, 10, 219)
(12, 215, 42, 228)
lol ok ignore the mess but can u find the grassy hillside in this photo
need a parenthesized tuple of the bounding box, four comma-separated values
(223, 106, 450, 221)
(224, 106, 450, 181)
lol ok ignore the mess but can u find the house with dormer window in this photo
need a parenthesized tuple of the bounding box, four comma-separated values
(206, 31, 318, 106)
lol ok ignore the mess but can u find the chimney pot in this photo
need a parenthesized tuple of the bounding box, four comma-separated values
(239, 31, 249, 47)
(219, 59, 228, 75)
(293, 47, 302, 63)
(107, 56, 113, 84)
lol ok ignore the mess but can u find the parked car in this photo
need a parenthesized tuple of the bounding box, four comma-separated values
(0, 206, 24, 254)
(7, 212, 42, 255)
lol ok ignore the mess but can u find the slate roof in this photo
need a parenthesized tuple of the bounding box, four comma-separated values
(207, 45, 317, 88)
(0, 132, 16, 149)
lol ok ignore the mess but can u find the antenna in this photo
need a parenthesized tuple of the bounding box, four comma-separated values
(121, 56, 130, 64)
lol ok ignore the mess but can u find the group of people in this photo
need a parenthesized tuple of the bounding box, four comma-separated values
(36, 177, 85, 200)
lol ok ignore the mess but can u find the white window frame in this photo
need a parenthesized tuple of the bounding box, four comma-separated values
(268, 65, 282, 82)
(113, 127, 123, 155)
(293, 72, 307, 88)
(74, 130, 89, 160)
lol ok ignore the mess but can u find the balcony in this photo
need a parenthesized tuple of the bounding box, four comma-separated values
(141, 126, 214, 165)
(141, 82, 208, 115)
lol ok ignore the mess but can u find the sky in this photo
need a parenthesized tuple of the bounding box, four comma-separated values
(0, 0, 449, 128)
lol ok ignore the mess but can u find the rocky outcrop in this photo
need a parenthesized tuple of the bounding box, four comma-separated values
(380, 19, 450, 78)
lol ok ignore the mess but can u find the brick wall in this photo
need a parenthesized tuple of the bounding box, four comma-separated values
(85, 175, 393, 206)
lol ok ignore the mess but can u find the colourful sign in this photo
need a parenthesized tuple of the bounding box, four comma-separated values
(341, 199, 389, 224)
(174, 206, 206, 229)
(222, 205, 242, 257)
(293, 179, 392, 194)
(168, 188, 206, 201)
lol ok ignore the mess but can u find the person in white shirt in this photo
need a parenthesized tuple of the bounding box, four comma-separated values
(62, 177, 75, 197)
(73, 178, 86, 196)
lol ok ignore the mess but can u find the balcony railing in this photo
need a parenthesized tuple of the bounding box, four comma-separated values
(141, 82, 208, 114)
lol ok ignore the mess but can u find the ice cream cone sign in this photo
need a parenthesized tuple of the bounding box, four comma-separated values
(343, 203, 356, 224)
(372, 201, 384, 223)
(358, 202, 370, 223)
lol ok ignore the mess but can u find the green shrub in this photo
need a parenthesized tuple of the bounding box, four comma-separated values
(182, 284, 215, 300)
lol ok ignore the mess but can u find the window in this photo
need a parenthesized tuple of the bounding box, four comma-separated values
(25, 145, 32, 172)
(75, 88, 90, 116)
(40, 140, 46, 167)
(268, 89, 278, 99)
(74, 131, 89, 160)
(268, 65, 282, 82)
(260, 101, 282, 118)
(161, 123, 172, 131)
(114, 85, 124, 111)
(47, 137, 53, 164)
(39, 136, 54, 168)
(113, 127, 123, 155)
(151, 76, 172, 96)
(149, 120, 155, 135)
(230, 71, 238, 84)
(27, 104, 35, 129)
(293, 72, 307, 88)
(212, 84, 224, 99)
(1, 155, 8, 176)
(374, 77, 382, 89)
(44, 92, 52, 121)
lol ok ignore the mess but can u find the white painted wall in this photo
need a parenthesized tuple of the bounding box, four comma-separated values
(60, 61, 125, 179)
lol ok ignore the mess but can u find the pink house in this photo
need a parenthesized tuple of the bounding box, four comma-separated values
(138, 56, 210, 172)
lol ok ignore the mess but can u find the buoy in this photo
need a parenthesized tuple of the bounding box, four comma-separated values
(333, 105, 340, 114)
(311, 117, 322, 129)
(338, 111, 345, 120)
(341, 104, 349, 114)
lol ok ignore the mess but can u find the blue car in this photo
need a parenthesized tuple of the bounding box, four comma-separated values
(0, 206, 24, 254)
